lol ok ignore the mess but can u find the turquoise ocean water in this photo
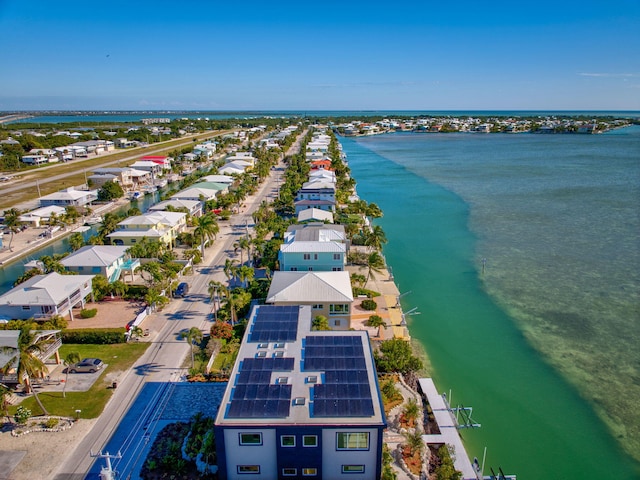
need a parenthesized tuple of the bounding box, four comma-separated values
(341, 128, 640, 479)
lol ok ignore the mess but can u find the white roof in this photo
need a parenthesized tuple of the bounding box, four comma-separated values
(171, 187, 219, 200)
(107, 229, 164, 239)
(117, 211, 186, 228)
(39, 188, 98, 201)
(297, 208, 334, 223)
(149, 199, 201, 212)
(19, 205, 66, 220)
(280, 241, 345, 254)
(266, 271, 353, 303)
(301, 180, 336, 191)
(129, 160, 160, 168)
(285, 224, 345, 242)
(202, 174, 234, 184)
(0, 272, 95, 306)
(61, 245, 130, 268)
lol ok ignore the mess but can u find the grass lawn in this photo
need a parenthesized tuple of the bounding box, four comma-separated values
(10, 342, 149, 418)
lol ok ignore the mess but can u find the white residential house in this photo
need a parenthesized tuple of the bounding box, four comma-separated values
(18, 205, 67, 227)
(39, 187, 98, 208)
(297, 208, 334, 224)
(107, 211, 187, 247)
(60, 245, 140, 283)
(171, 187, 219, 202)
(0, 272, 95, 321)
(149, 199, 203, 217)
(266, 271, 354, 330)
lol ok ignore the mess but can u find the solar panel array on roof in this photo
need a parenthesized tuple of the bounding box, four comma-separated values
(305, 335, 375, 418)
(227, 355, 294, 419)
(248, 305, 300, 343)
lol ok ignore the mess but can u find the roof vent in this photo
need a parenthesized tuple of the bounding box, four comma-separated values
(293, 397, 306, 406)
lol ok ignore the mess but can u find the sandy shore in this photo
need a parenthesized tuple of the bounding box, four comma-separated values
(0, 418, 96, 480)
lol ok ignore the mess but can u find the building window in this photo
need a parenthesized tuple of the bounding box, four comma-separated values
(291, 267, 298, 271)
(303, 254, 311, 260)
(239, 433, 262, 446)
(308, 267, 313, 271)
(282, 468, 297, 476)
(21, 305, 31, 311)
(329, 304, 348, 315)
(312, 304, 323, 310)
(314, 254, 318, 260)
(334, 319, 341, 327)
(333, 254, 341, 260)
(342, 465, 365, 474)
(332, 267, 342, 271)
(281, 435, 296, 447)
(302, 435, 318, 447)
(337, 432, 369, 450)
(302, 468, 318, 476)
(237, 465, 260, 474)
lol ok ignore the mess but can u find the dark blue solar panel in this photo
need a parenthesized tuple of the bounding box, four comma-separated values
(248, 305, 300, 343)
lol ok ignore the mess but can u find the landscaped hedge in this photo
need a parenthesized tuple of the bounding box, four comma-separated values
(62, 328, 127, 344)
(123, 285, 148, 300)
(80, 308, 98, 318)
(361, 299, 378, 311)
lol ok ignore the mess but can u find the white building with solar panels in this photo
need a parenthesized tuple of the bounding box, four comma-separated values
(214, 305, 386, 480)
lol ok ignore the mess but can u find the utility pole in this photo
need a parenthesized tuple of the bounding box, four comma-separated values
(90, 450, 122, 480)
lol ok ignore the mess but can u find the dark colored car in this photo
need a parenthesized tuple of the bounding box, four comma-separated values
(68, 358, 104, 373)
(174, 282, 189, 297)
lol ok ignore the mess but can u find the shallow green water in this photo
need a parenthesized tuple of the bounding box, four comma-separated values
(341, 133, 640, 479)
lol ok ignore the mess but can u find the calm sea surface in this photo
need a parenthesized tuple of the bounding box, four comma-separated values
(342, 128, 640, 479)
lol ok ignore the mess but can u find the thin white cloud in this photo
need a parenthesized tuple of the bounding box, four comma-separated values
(579, 73, 639, 78)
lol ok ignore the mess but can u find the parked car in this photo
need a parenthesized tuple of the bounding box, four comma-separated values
(68, 358, 104, 373)
(174, 282, 189, 297)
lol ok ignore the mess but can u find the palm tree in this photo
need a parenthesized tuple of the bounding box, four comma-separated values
(3, 208, 22, 252)
(0, 383, 11, 421)
(180, 327, 203, 370)
(68, 232, 85, 251)
(363, 251, 386, 287)
(365, 225, 387, 252)
(234, 236, 251, 266)
(40, 253, 68, 274)
(62, 352, 80, 398)
(193, 214, 219, 257)
(0, 327, 50, 415)
(237, 265, 255, 288)
(402, 398, 420, 428)
(129, 325, 144, 341)
(98, 212, 121, 239)
(223, 258, 238, 285)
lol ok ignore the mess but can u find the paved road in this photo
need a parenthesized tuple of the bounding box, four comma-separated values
(52, 132, 302, 480)
(1, 130, 225, 209)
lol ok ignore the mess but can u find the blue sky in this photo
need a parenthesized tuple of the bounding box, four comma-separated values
(0, 0, 638, 111)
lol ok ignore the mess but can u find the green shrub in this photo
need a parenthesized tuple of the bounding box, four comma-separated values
(361, 299, 378, 311)
(14, 406, 31, 424)
(123, 284, 148, 300)
(80, 308, 98, 318)
(44, 417, 59, 428)
(62, 328, 127, 344)
(353, 287, 381, 298)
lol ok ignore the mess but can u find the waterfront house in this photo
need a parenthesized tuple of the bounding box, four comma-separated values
(279, 223, 347, 272)
(92, 167, 137, 189)
(202, 174, 234, 184)
(0, 272, 95, 321)
(0, 330, 63, 387)
(107, 211, 187, 247)
(218, 163, 248, 176)
(214, 304, 385, 480)
(171, 186, 219, 202)
(129, 160, 164, 178)
(60, 245, 140, 283)
(297, 208, 334, 224)
(294, 179, 336, 215)
(149, 199, 203, 217)
(266, 271, 353, 330)
(39, 187, 98, 208)
(18, 205, 67, 227)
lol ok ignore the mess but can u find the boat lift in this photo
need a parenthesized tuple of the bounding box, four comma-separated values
(90, 450, 122, 480)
